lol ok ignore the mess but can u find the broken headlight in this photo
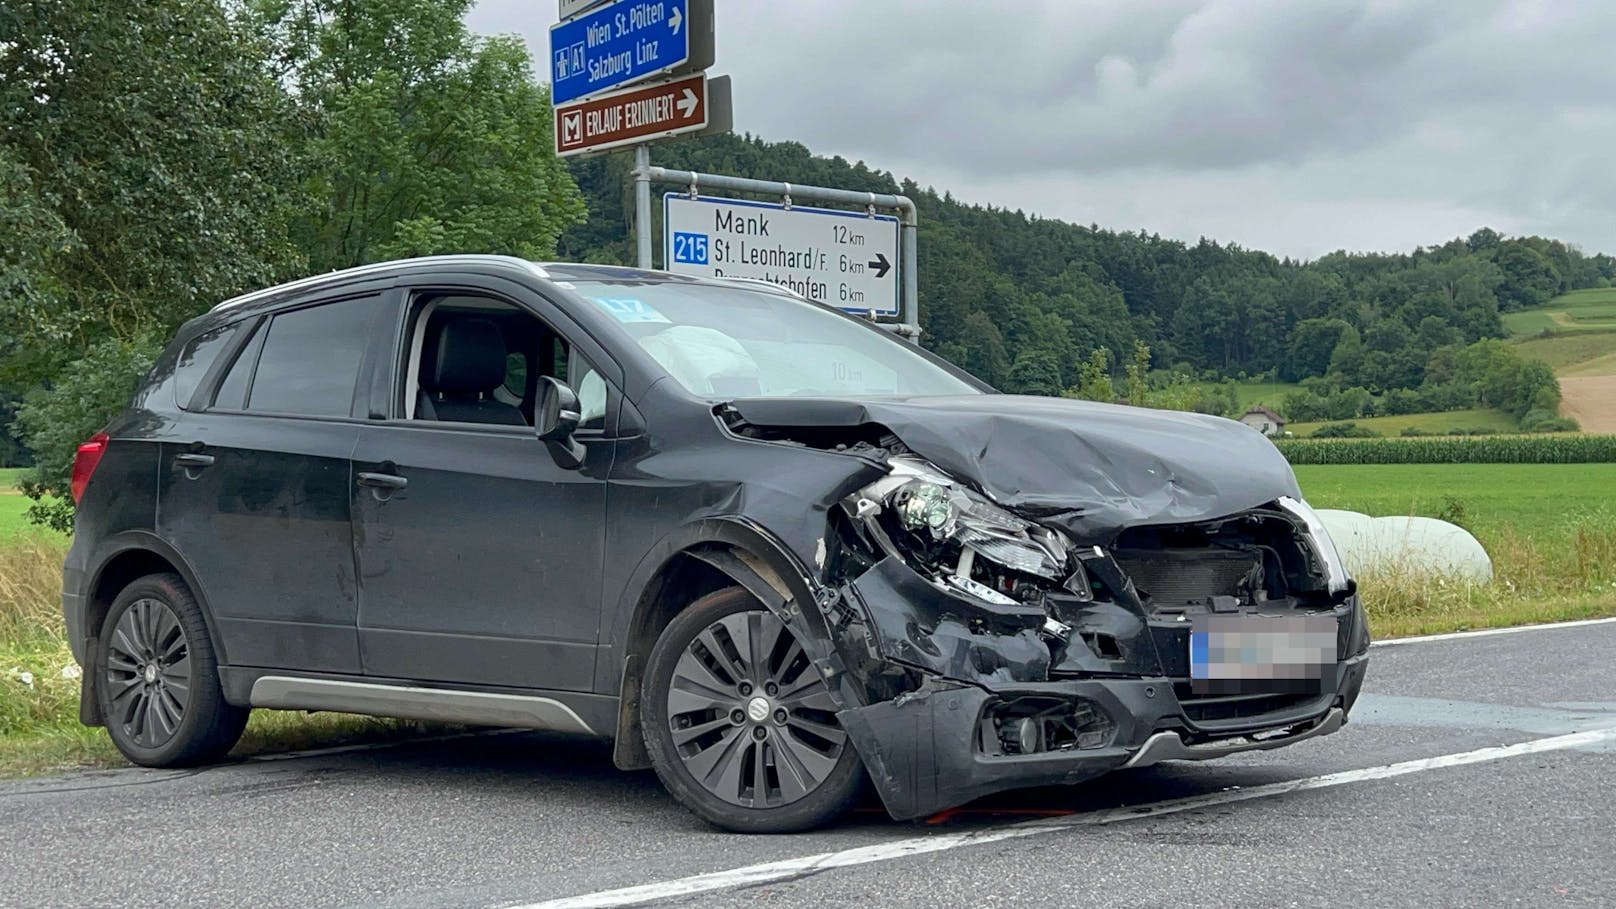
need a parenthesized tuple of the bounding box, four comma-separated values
(891, 480, 1069, 580)
(1276, 496, 1353, 596)
(844, 457, 1077, 607)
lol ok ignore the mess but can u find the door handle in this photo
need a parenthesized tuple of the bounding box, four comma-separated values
(174, 453, 215, 469)
(357, 472, 408, 491)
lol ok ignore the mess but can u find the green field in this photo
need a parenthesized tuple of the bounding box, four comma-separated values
(0, 469, 53, 540)
(1288, 408, 1518, 437)
(1294, 462, 1615, 636)
(1229, 379, 1301, 410)
(1503, 287, 1616, 337)
(1294, 463, 1613, 536)
(1513, 330, 1616, 371)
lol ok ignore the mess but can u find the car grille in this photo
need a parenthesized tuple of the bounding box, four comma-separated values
(1172, 683, 1320, 724)
(1112, 547, 1257, 605)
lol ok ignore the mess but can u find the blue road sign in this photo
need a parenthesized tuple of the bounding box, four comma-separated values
(550, 0, 692, 105)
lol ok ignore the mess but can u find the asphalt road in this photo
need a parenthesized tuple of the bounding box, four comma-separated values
(6, 619, 1615, 909)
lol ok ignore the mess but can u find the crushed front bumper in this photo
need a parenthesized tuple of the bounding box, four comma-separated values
(833, 556, 1370, 821)
(839, 652, 1366, 820)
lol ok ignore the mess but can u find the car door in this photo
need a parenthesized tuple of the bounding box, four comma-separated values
(350, 278, 616, 692)
(157, 291, 395, 674)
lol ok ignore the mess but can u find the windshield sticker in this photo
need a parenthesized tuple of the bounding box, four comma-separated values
(588, 296, 671, 324)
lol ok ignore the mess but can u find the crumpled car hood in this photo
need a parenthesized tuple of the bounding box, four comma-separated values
(727, 394, 1302, 542)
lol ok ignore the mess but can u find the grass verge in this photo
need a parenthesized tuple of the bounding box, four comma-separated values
(1295, 464, 1616, 637)
(0, 535, 461, 777)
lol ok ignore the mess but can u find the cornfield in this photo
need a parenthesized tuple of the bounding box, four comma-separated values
(1276, 434, 1616, 465)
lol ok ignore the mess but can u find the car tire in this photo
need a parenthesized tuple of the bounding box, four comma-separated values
(642, 586, 866, 832)
(95, 572, 248, 767)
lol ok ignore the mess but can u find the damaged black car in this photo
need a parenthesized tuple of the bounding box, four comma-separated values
(62, 256, 1368, 832)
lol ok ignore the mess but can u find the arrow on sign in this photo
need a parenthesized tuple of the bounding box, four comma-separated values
(867, 252, 891, 279)
(669, 5, 683, 34)
(676, 87, 700, 117)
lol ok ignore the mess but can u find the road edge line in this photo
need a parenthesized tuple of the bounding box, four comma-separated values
(519, 726, 1616, 909)
(1372, 615, 1616, 647)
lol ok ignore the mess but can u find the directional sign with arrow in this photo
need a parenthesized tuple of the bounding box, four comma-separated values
(663, 194, 902, 317)
(555, 73, 730, 158)
(549, 0, 713, 104)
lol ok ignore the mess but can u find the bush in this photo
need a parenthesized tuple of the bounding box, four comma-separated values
(1310, 422, 1381, 438)
(1275, 435, 1616, 464)
(1380, 388, 1427, 416)
(1400, 427, 1431, 437)
(14, 338, 161, 532)
(1520, 409, 1581, 433)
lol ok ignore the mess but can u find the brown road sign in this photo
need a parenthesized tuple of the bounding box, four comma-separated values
(554, 73, 731, 158)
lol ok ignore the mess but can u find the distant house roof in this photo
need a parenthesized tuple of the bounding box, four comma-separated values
(1242, 405, 1285, 425)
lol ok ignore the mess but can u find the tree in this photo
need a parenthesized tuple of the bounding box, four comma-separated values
(1004, 350, 1064, 397)
(950, 311, 1009, 386)
(258, 0, 585, 271)
(1495, 242, 1560, 310)
(1327, 325, 1366, 384)
(1, 0, 304, 361)
(2, 0, 306, 520)
(1071, 348, 1115, 402)
(1283, 318, 1348, 381)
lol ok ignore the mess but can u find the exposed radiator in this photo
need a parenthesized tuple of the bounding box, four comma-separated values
(1112, 547, 1258, 605)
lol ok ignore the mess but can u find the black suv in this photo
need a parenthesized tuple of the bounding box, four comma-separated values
(64, 256, 1368, 831)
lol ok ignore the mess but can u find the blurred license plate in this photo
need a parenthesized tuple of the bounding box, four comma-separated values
(1189, 614, 1337, 694)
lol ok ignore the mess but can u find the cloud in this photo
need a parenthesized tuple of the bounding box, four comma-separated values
(467, 0, 1616, 258)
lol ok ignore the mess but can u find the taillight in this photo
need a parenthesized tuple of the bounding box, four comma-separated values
(70, 432, 109, 504)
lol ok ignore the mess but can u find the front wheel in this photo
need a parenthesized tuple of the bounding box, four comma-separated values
(96, 573, 248, 767)
(642, 587, 865, 832)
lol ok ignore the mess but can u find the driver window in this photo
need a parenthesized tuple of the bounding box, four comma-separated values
(401, 292, 606, 429)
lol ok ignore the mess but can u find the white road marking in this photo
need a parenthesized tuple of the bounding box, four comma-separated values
(1372, 615, 1616, 647)
(518, 726, 1616, 909)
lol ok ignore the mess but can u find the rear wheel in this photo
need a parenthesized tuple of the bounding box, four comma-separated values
(96, 573, 248, 766)
(642, 586, 864, 832)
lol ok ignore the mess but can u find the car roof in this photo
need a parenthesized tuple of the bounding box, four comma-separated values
(209, 255, 805, 315)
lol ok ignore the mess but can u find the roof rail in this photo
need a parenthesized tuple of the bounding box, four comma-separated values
(210, 255, 550, 312)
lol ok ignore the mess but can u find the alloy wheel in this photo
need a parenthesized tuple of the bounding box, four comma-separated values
(103, 597, 192, 749)
(666, 609, 847, 808)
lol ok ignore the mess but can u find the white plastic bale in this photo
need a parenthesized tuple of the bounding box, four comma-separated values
(1317, 509, 1492, 583)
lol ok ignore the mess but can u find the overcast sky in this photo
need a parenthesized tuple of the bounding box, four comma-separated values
(467, 0, 1616, 261)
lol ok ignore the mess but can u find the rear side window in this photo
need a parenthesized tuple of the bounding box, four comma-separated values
(244, 296, 379, 417)
(173, 323, 241, 410)
(212, 322, 265, 410)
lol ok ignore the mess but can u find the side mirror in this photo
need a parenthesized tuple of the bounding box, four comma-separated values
(536, 376, 585, 469)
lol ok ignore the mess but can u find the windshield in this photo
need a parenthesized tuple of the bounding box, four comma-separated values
(567, 280, 982, 398)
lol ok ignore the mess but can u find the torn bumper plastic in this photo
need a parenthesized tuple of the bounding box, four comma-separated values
(839, 655, 1366, 821)
(834, 556, 1370, 821)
